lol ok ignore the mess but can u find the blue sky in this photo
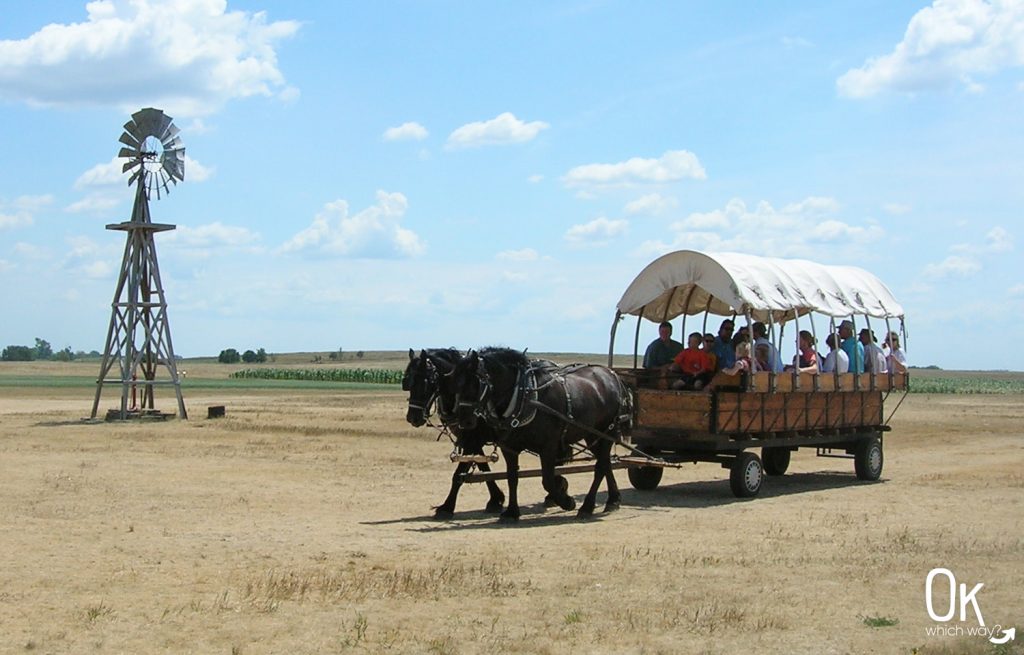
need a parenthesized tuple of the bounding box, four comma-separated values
(1, 0, 1021, 370)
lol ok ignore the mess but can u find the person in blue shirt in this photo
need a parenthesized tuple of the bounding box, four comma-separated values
(642, 321, 683, 369)
(711, 319, 736, 371)
(839, 319, 864, 374)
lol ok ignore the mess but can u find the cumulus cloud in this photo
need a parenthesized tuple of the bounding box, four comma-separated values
(280, 190, 424, 258)
(564, 217, 628, 248)
(496, 248, 540, 262)
(0, 0, 300, 116)
(883, 202, 913, 215)
(383, 122, 429, 141)
(446, 112, 549, 149)
(0, 195, 53, 230)
(837, 0, 1024, 98)
(168, 222, 261, 249)
(923, 254, 982, 277)
(1009, 283, 1024, 296)
(76, 154, 212, 189)
(563, 150, 707, 188)
(636, 196, 883, 259)
(624, 193, 678, 216)
(985, 225, 1014, 251)
(65, 193, 123, 214)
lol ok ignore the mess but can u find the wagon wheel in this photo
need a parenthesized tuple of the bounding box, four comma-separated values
(762, 447, 791, 476)
(627, 465, 663, 491)
(854, 436, 883, 481)
(729, 451, 763, 498)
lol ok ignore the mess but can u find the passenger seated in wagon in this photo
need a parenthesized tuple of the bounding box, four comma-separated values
(706, 341, 754, 391)
(669, 332, 715, 390)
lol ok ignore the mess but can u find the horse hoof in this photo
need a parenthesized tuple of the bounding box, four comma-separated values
(543, 494, 559, 508)
(604, 501, 621, 513)
(558, 496, 576, 512)
(485, 500, 504, 514)
(576, 507, 596, 519)
(433, 507, 455, 520)
(498, 512, 520, 523)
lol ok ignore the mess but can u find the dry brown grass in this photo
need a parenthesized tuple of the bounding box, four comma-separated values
(0, 371, 1021, 654)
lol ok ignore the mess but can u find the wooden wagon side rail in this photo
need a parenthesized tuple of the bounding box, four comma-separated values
(713, 390, 883, 434)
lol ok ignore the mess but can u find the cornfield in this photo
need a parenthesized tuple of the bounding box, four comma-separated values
(230, 368, 404, 385)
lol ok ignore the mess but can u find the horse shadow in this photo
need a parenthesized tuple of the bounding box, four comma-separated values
(364, 470, 888, 530)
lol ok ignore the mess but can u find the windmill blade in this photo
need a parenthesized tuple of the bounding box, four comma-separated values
(131, 108, 170, 142)
(163, 136, 184, 151)
(162, 149, 185, 182)
(123, 119, 144, 142)
(118, 147, 138, 159)
(119, 132, 140, 149)
(128, 168, 143, 188)
(122, 159, 142, 174)
(160, 123, 180, 145)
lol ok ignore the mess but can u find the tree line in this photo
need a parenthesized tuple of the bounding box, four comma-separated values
(218, 348, 269, 364)
(1, 338, 100, 362)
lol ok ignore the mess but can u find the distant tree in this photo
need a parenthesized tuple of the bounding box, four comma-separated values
(218, 348, 241, 364)
(356, 350, 364, 359)
(2, 345, 34, 361)
(33, 338, 53, 361)
(53, 347, 75, 362)
(256, 348, 267, 363)
(241, 349, 258, 363)
(328, 351, 338, 360)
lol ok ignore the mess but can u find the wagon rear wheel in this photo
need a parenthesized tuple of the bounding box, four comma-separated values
(729, 452, 763, 498)
(762, 447, 791, 476)
(627, 465, 663, 491)
(855, 436, 883, 481)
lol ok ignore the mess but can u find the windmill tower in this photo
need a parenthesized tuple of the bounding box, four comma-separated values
(91, 108, 188, 420)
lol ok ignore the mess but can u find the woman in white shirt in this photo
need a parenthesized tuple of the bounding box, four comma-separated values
(885, 332, 908, 373)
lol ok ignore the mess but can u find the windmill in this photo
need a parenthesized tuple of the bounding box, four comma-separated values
(91, 108, 188, 420)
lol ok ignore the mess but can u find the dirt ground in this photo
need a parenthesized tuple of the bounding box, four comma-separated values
(0, 382, 1021, 655)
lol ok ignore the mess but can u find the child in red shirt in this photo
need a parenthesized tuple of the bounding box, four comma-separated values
(670, 332, 714, 390)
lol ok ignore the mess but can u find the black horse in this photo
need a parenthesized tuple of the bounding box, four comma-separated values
(452, 347, 632, 520)
(402, 348, 505, 518)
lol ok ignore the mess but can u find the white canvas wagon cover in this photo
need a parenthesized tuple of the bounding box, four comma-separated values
(616, 250, 904, 324)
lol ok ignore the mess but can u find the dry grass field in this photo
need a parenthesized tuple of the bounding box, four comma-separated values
(1, 360, 1022, 654)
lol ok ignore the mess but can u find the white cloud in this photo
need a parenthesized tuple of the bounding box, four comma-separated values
(624, 193, 679, 216)
(563, 150, 707, 188)
(0, 259, 12, 272)
(642, 196, 884, 259)
(446, 112, 549, 149)
(0, 0, 300, 117)
(279, 190, 425, 259)
(1008, 283, 1024, 296)
(782, 36, 814, 49)
(383, 122, 428, 141)
(496, 248, 540, 262)
(985, 226, 1013, 252)
(923, 254, 982, 277)
(837, 0, 1024, 98)
(565, 217, 628, 248)
(80, 260, 114, 280)
(65, 193, 123, 214)
(1, 195, 52, 229)
(527, 174, 544, 184)
(169, 222, 261, 248)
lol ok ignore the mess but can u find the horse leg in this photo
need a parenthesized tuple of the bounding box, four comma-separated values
(541, 453, 575, 512)
(433, 462, 469, 519)
(577, 440, 612, 518)
(602, 441, 621, 513)
(475, 461, 506, 513)
(499, 448, 521, 522)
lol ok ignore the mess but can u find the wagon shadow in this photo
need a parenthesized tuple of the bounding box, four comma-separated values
(624, 471, 887, 510)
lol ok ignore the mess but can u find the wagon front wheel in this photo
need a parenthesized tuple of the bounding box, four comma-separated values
(729, 452, 763, 498)
(762, 447, 791, 476)
(854, 436, 883, 481)
(627, 465, 663, 491)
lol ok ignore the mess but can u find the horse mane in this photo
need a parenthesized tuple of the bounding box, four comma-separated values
(478, 346, 530, 371)
(424, 347, 462, 372)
